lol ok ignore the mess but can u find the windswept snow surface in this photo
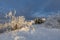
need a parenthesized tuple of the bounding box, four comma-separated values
(0, 11, 60, 40)
(0, 25, 60, 40)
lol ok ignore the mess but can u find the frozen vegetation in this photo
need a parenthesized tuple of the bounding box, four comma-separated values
(0, 11, 60, 40)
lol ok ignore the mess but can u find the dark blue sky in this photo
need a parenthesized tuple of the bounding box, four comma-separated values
(0, 0, 60, 19)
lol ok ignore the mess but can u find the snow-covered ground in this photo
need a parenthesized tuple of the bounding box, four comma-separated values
(0, 25, 60, 40)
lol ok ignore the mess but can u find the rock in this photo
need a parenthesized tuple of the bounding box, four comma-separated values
(34, 17, 46, 24)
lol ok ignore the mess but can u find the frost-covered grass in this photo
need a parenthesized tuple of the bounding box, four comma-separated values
(0, 11, 60, 40)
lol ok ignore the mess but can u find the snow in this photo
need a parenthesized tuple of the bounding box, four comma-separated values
(0, 24, 60, 40)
